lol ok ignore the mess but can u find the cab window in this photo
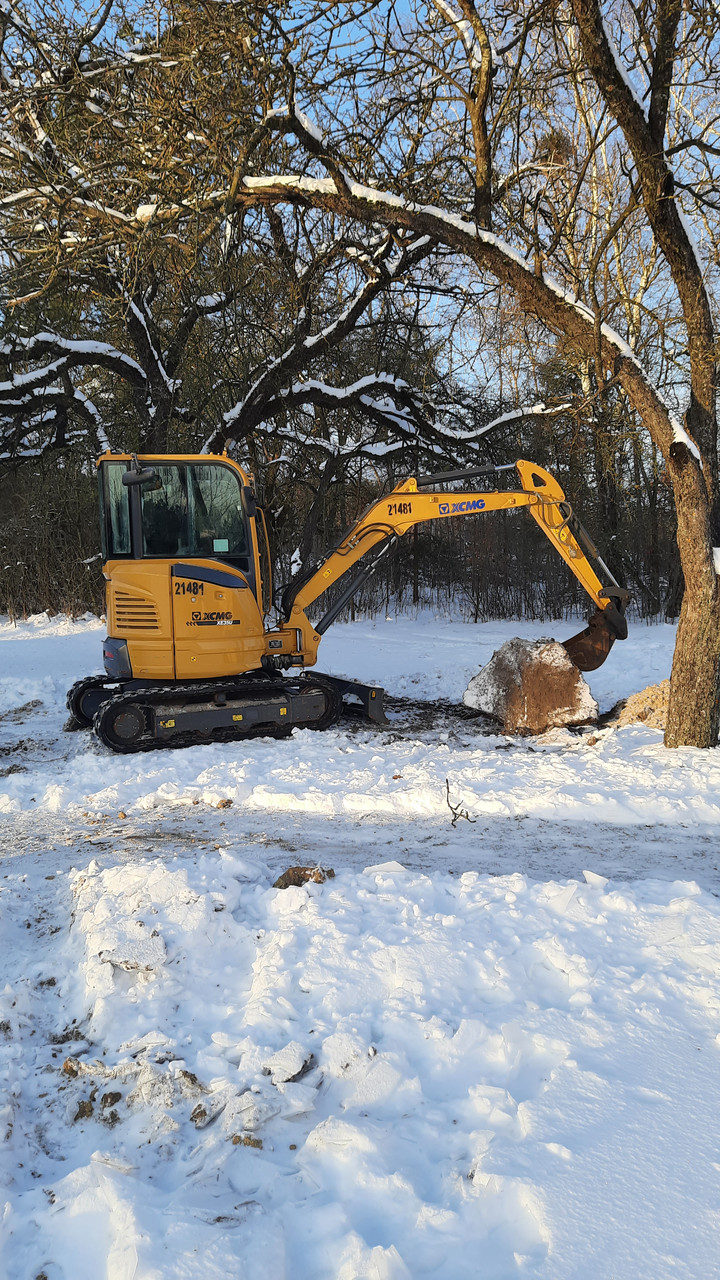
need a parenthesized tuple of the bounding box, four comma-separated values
(141, 465, 190, 557)
(191, 464, 248, 558)
(99, 462, 131, 557)
(141, 463, 249, 561)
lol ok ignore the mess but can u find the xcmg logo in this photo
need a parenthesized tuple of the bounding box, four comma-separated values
(187, 610, 233, 626)
(438, 499, 486, 515)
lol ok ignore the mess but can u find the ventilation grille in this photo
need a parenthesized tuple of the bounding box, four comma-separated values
(115, 593, 159, 631)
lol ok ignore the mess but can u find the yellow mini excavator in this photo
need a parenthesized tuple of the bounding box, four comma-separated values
(66, 452, 629, 752)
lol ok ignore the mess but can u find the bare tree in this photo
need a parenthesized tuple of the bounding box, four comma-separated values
(218, 0, 718, 748)
(0, 1, 470, 462)
(2, 0, 718, 745)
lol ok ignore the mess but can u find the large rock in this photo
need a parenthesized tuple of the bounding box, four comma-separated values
(463, 637, 598, 734)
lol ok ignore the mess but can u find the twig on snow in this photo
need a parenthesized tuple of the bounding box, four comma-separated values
(445, 778, 476, 827)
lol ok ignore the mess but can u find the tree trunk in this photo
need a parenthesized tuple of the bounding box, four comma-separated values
(666, 589, 720, 747)
(665, 444, 720, 746)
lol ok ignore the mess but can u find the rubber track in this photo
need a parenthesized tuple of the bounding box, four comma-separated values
(92, 673, 342, 754)
(66, 675, 119, 727)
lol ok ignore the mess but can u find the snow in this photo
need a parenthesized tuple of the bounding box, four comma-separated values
(1, 613, 720, 1278)
(671, 417, 702, 463)
(0, 331, 145, 379)
(126, 299, 179, 393)
(294, 107, 325, 145)
(432, 0, 484, 71)
(0, 356, 68, 391)
(714, 547, 720, 575)
(599, 12, 647, 115)
(0, 184, 56, 209)
(475, 402, 571, 438)
(282, 373, 410, 403)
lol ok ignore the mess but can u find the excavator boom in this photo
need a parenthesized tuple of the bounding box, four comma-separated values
(281, 459, 628, 671)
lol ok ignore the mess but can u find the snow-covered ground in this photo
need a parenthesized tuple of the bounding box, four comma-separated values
(1, 612, 719, 1279)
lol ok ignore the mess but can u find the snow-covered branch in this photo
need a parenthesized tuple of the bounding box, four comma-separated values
(0, 332, 147, 401)
(206, 228, 436, 452)
(234, 170, 682, 462)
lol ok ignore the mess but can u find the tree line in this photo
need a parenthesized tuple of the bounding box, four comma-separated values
(0, 0, 716, 746)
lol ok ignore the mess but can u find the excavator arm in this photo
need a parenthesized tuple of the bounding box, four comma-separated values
(281, 459, 628, 672)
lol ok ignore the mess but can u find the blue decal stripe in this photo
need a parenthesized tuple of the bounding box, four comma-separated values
(172, 562, 249, 589)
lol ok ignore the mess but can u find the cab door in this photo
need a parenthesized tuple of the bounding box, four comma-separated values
(171, 560, 266, 680)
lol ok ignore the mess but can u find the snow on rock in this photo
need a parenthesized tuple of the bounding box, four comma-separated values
(262, 1040, 314, 1083)
(463, 637, 598, 733)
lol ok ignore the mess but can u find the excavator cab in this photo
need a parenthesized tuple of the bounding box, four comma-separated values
(97, 454, 268, 683)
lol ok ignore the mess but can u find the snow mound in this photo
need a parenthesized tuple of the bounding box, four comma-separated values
(3, 854, 717, 1280)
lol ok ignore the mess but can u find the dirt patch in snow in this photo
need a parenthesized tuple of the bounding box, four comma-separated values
(606, 679, 670, 730)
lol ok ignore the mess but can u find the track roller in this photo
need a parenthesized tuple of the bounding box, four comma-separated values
(93, 697, 150, 752)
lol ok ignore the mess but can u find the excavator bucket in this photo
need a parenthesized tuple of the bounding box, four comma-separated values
(563, 596, 629, 672)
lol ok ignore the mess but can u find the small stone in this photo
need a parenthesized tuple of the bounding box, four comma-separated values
(273, 866, 335, 890)
(262, 1042, 315, 1084)
(217, 798, 233, 809)
(101, 1091, 122, 1108)
(190, 1084, 236, 1128)
(74, 1099, 93, 1122)
(231, 1134, 263, 1148)
(118, 811, 127, 820)
(177, 1069, 204, 1096)
(62, 1058, 80, 1078)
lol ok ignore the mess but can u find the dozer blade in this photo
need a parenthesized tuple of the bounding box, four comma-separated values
(563, 605, 627, 672)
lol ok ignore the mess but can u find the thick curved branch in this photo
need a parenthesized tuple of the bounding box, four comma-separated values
(268, 373, 436, 436)
(231, 169, 715, 598)
(0, 331, 147, 402)
(570, 0, 717, 506)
